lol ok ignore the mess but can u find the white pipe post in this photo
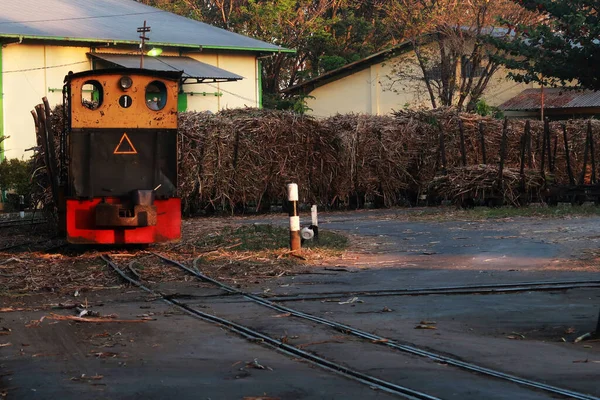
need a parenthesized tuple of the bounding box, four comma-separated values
(287, 183, 301, 251)
(311, 204, 319, 242)
(19, 195, 25, 218)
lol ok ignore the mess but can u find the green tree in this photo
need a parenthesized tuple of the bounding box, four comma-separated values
(0, 158, 32, 207)
(493, 0, 600, 90)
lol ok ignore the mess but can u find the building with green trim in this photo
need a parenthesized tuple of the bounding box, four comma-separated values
(0, 0, 291, 160)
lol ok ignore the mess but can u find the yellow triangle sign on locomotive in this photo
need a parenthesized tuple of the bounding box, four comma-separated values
(113, 133, 138, 155)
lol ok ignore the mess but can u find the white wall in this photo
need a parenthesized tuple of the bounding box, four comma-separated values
(192, 53, 258, 111)
(1, 43, 260, 159)
(305, 50, 537, 118)
(305, 69, 372, 117)
(2, 44, 90, 159)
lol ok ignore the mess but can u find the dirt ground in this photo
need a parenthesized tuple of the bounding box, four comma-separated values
(1, 208, 599, 399)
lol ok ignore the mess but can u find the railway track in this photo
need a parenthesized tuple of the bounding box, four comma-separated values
(258, 280, 600, 302)
(104, 253, 600, 400)
(102, 254, 440, 400)
(0, 218, 47, 228)
(0, 238, 59, 252)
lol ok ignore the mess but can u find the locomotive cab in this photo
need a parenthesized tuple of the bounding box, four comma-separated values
(61, 69, 182, 244)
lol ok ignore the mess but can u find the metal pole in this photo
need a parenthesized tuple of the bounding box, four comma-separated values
(288, 183, 301, 252)
(311, 204, 319, 242)
(19, 195, 24, 218)
(596, 308, 600, 336)
(137, 20, 150, 69)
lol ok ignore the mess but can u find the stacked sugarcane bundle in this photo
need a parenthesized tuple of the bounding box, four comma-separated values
(429, 165, 546, 206)
(178, 109, 344, 213)
(37, 104, 600, 212)
(322, 113, 419, 207)
(393, 110, 600, 204)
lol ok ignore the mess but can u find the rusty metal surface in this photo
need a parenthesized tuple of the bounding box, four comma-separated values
(68, 71, 179, 130)
(95, 203, 157, 227)
(500, 88, 600, 111)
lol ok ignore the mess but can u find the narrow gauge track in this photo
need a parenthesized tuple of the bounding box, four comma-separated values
(259, 280, 600, 302)
(0, 219, 47, 228)
(101, 255, 440, 400)
(146, 252, 599, 400)
(0, 238, 57, 252)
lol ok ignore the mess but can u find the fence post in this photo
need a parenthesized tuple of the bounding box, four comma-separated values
(519, 122, 528, 192)
(551, 133, 558, 174)
(588, 120, 596, 184)
(458, 117, 467, 167)
(287, 183, 301, 252)
(580, 128, 590, 185)
(479, 121, 487, 164)
(562, 124, 575, 185)
(527, 121, 533, 169)
(540, 119, 547, 180)
(438, 123, 447, 175)
(545, 119, 553, 172)
(498, 117, 509, 189)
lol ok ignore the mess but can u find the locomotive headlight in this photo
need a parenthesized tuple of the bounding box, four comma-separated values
(119, 75, 133, 90)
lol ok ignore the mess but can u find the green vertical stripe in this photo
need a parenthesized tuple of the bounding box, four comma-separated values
(177, 92, 188, 112)
(258, 59, 263, 109)
(0, 46, 4, 163)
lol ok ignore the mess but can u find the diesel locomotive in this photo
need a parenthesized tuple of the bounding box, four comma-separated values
(60, 69, 182, 244)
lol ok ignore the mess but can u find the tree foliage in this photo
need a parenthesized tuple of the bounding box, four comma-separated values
(0, 159, 32, 197)
(493, 0, 600, 90)
(382, 0, 536, 110)
(137, 0, 390, 108)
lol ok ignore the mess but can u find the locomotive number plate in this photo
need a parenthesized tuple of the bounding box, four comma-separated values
(119, 95, 133, 108)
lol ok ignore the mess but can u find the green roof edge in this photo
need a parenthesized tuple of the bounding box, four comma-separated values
(0, 34, 295, 54)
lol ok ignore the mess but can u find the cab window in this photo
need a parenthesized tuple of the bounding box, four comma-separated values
(145, 81, 167, 111)
(81, 80, 103, 110)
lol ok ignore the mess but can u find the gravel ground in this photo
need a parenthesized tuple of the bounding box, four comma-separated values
(1, 208, 599, 399)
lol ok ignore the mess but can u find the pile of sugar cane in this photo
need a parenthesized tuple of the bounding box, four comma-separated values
(429, 165, 546, 206)
(37, 106, 599, 213)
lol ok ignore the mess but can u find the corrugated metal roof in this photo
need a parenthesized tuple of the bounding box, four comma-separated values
(0, 0, 288, 52)
(499, 88, 600, 111)
(566, 90, 600, 108)
(89, 53, 243, 82)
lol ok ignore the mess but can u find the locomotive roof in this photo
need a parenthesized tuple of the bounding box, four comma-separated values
(87, 54, 243, 83)
(64, 68, 183, 83)
(0, 0, 291, 53)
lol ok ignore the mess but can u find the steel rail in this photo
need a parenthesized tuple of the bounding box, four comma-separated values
(154, 253, 600, 400)
(0, 238, 54, 252)
(0, 219, 47, 228)
(101, 255, 440, 400)
(260, 280, 600, 302)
